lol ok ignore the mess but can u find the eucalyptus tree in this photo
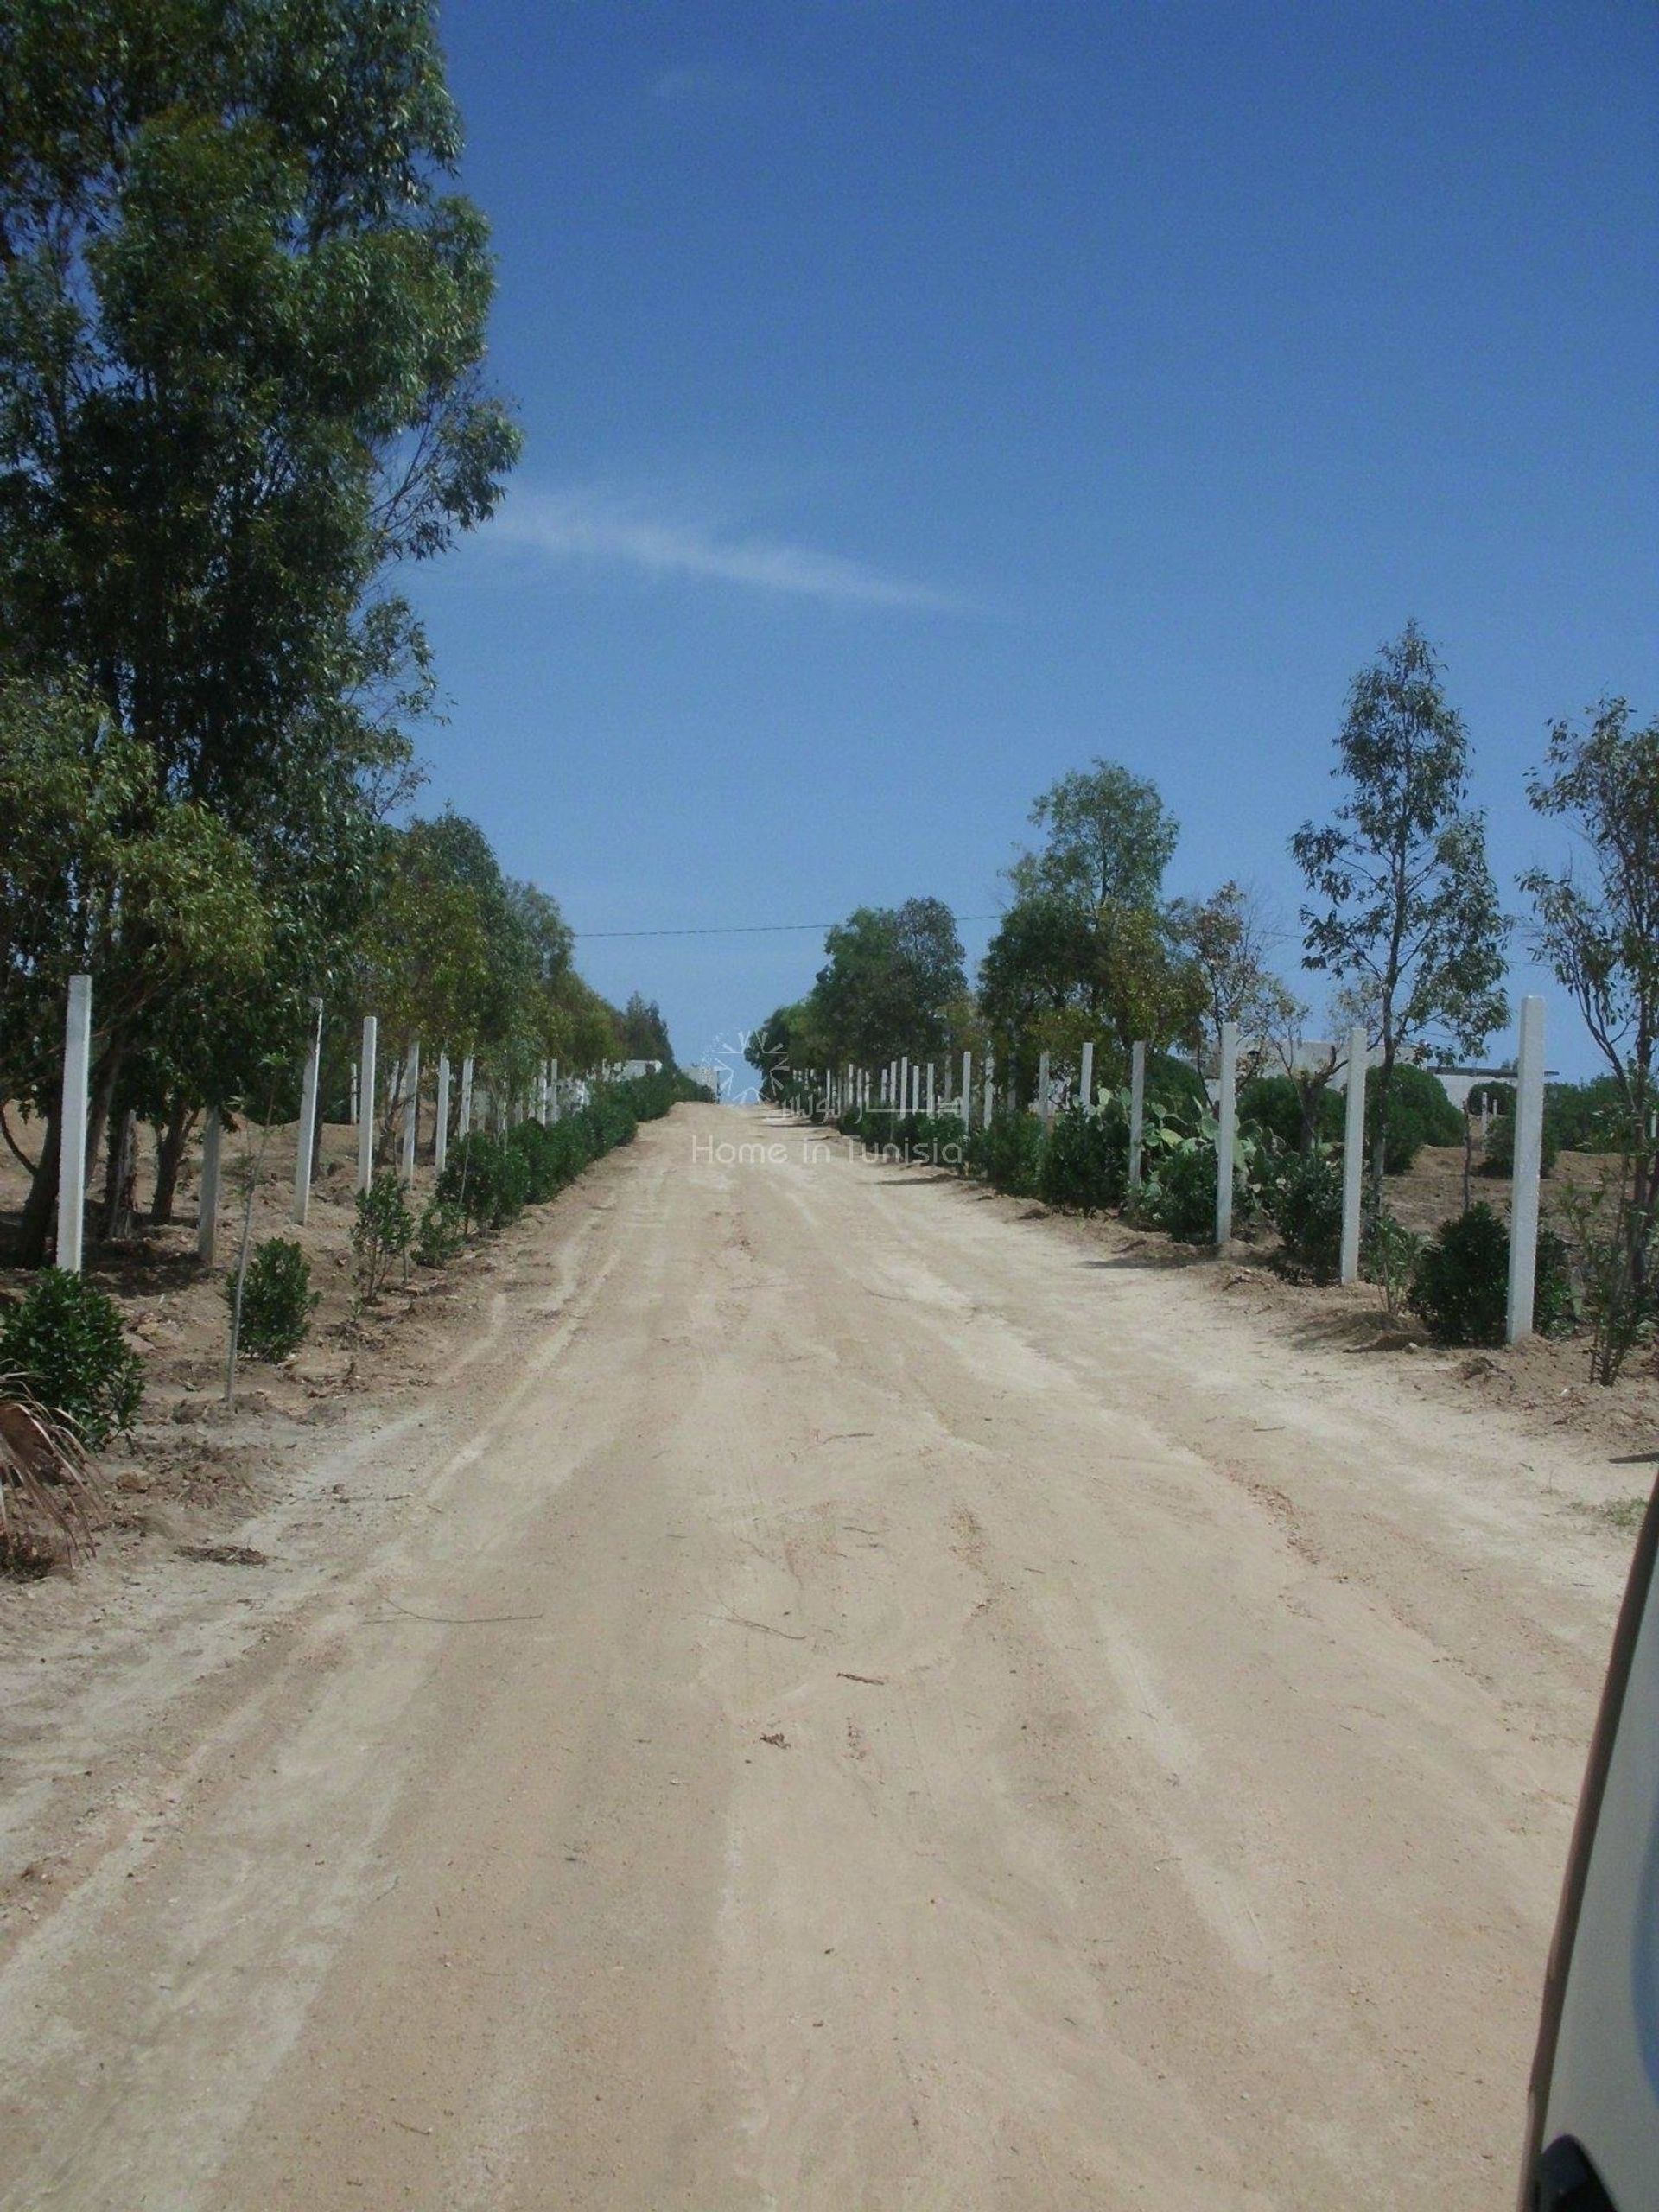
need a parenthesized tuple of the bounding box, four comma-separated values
(0, 0, 518, 1255)
(1293, 622, 1507, 1200)
(1522, 699, 1659, 1275)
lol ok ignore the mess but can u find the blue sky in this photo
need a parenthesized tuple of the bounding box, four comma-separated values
(408, 1, 1657, 1087)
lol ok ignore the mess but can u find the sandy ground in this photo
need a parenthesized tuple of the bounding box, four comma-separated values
(0, 1103, 1648, 2210)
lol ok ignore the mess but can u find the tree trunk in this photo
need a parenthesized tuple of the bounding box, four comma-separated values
(16, 1105, 62, 1267)
(1368, 1050, 1397, 1214)
(103, 1109, 138, 1242)
(150, 1094, 197, 1225)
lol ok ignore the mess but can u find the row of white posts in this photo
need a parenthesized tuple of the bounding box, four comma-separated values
(789, 992, 1553, 1344)
(50, 976, 569, 1274)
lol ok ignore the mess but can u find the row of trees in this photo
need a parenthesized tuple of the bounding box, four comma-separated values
(0, 3, 673, 1264)
(751, 624, 1658, 1258)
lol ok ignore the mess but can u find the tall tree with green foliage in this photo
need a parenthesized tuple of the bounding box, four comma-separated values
(620, 994, 674, 1066)
(1292, 622, 1508, 1201)
(1008, 760, 1179, 912)
(810, 899, 966, 1067)
(1171, 880, 1300, 1072)
(1522, 699, 1659, 1277)
(0, 0, 518, 1257)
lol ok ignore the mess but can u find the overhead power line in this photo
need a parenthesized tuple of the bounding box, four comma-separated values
(574, 913, 1003, 941)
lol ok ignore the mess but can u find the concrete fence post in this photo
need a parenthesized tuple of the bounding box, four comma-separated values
(983, 1050, 996, 1128)
(1339, 1025, 1367, 1285)
(1507, 995, 1548, 1346)
(435, 1052, 452, 1173)
(357, 1014, 378, 1193)
(198, 1106, 222, 1264)
(961, 1051, 973, 1134)
(899, 1057, 910, 1118)
(459, 1054, 474, 1142)
(1080, 1040, 1095, 1116)
(925, 1061, 936, 1118)
(1216, 1020, 1240, 1248)
(1127, 1040, 1147, 1201)
(549, 1059, 560, 1123)
(400, 1041, 420, 1183)
(293, 995, 324, 1225)
(56, 972, 92, 1274)
(1038, 1050, 1052, 1122)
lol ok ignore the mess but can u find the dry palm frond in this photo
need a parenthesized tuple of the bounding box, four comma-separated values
(0, 1376, 105, 1572)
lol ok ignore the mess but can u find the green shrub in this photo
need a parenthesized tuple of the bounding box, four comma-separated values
(1545, 1076, 1642, 1155)
(1239, 1075, 1343, 1154)
(1362, 1203, 1421, 1316)
(1557, 1165, 1657, 1384)
(437, 1131, 528, 1236)
(1143, 1141, 1220, 1242)
(969, 1110, 1046, 1197)
(1479, 1104, 1560, 1180)
(1038, 1103, 1128, 1214)
(1262, 1146, 1344, 1281)
(0, 1269, 144, 1447)
(230, 1236, 316, 1361)
(1408, 1202, 1573, 1345)
(353, 1169, 414, 1298)
(413, 1193, 466, 1269)
(1146, 1052, 1210, 1117)
(1366, 1062, 1464, 1174)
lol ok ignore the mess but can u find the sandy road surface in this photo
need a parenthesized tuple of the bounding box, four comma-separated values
(0, 1104, 1633, 2209)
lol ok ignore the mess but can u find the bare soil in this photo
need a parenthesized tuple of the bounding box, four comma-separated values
(0, 1105, 1651, 2209)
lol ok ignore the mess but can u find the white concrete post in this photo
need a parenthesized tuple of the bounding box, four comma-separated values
(459, 1054, 474, 1141)
(400, 1041, 420, 1183)
(1080, 1041, 1095, 1116)
(961, 1051, 973, 1133)
(899, 1057, 910, 1118)
(435, 1052, 451, 1173)
(292, 995, 324, 1225)
(1216, 1021, 1239, 1247)
(925, 1062, 936, 1117)
(55, 972, 92, 1274)
(1507, 995, 1548, 1346)
(549, 1059, 560, 1123)
(198, 1106, 222, 1263)
(1037, 1050, 1052, 1122)
(983, 1050, 996, 1128)
(1127, 1041, 1147, 1199)
(357, 1014, 378, 1192)
(1339, 1025, 1367, 1286)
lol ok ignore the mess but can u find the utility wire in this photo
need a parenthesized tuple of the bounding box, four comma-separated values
(575, 913, 1003, 940)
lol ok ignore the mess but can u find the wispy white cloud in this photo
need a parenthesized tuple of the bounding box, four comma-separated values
(488, 489, 966, 614)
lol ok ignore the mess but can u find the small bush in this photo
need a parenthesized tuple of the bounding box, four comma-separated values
(230, 1237, 316, 1361)
(1368, 1062, 1465, 1174)
(1557, 1165, 1657, 1384)
(1038, 1103, 1128, 1214)
(1362, 1204, 1421, 1317)
(437, 1131, 528, 1236)
(0, 1269, 144, 1448)
(1479, 1106, 1560, 1181)
(413, 1193, 466, 1269)
(1262, 1146, 1344, 1282)
(353, 1169, 415, 1298)
(1408, 1201, 1573, 1346)
(1144, 1141, 1220, 1243)
(970, 1111, 1046, 1198)
(1239, 1075, 1343, 1154)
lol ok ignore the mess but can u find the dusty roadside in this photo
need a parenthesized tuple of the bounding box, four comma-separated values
(0, 1104, 1643, 2209)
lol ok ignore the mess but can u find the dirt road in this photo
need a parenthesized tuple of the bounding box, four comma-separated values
(0, 1104, 1634, 2209)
